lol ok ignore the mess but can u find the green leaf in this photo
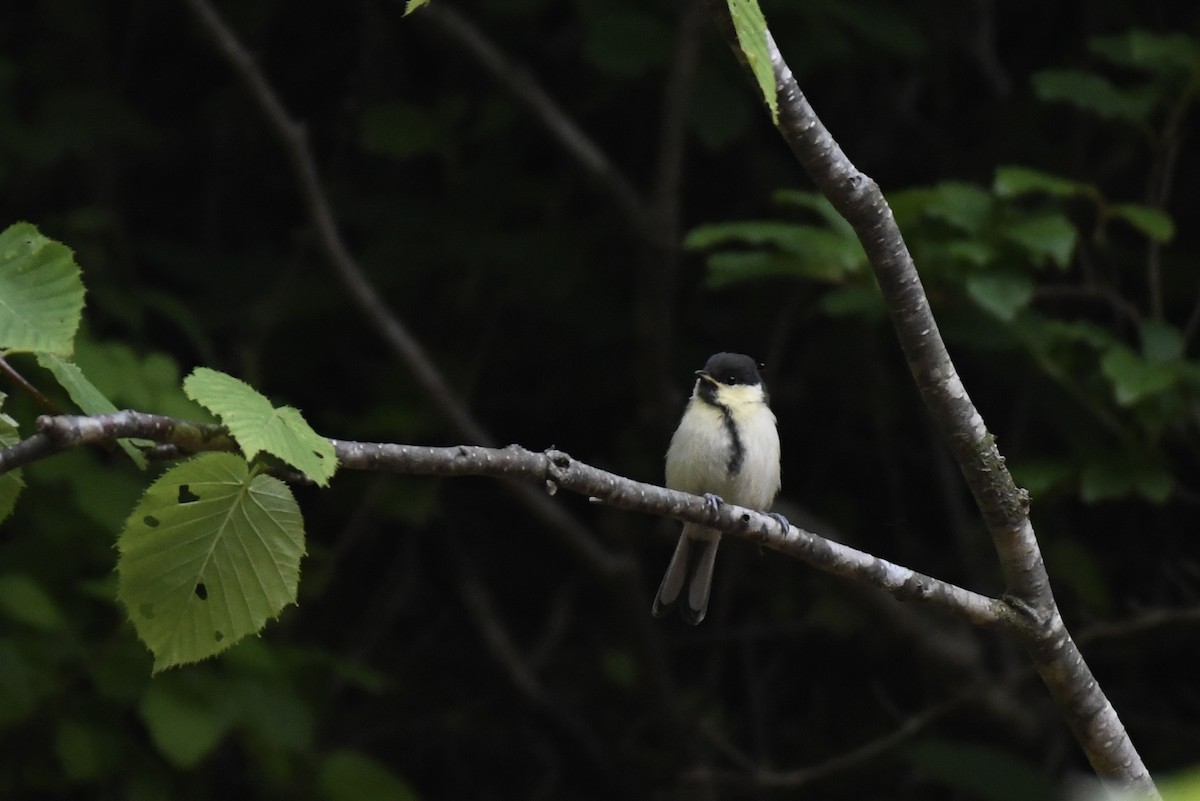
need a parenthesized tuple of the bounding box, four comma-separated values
(993, 166, 1095, 200)
(117, 452, 306, 672)
(771, 189, 856, 237)
(0, 394, 23, 522)
(1000, 213, 1077, 268)
(921, 182, 994, 233)
(687, 221, 863, 274)
(1159, 764, 1200, 801)
(965, 274, 1034, 321)
(228, 676, 314, 752)
(319, 749, 420, 801)
(1010, 459, 1074, 498)
(55, 720, 109, 782)
(74, 338, 210, 422)
(727, 0, 778, 125)
(1032, 69, 1157, 122)
(0, 573, 68, 632)
(36, 353, 147, 469)
(1080, 456, 1173, 504)
(183, 367, 336, 486)
(685, 220, 803, 251)
(1100, 345, 1178, 405)
(1110, 202, 1175, 243)
(0, 222, 86, 355)
(138, 682, 232, 767)
(1140, 320, 1184, 363)
(1089, 30, 1200, 76)
(402, 0, 429, 16)
(817, 285, 887, 321)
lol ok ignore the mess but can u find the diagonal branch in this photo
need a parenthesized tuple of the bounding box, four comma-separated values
(698, 1, 1159, 795)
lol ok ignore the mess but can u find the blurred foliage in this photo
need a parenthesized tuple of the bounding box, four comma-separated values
(2, 1, 1200, 799)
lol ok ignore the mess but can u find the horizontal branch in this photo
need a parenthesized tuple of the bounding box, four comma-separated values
(4, 411, 1008, 628)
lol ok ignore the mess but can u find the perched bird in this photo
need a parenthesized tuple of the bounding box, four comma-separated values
(652, 352, 783, 624)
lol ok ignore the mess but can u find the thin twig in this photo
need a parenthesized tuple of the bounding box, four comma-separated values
(0, 355, 62, 414)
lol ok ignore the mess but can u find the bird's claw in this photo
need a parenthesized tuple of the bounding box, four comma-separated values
(768, 512, 791, 538)
(701, 493, 724, 512)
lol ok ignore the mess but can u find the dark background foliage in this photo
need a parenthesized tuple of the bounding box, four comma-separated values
(2, 0, 1199, 798)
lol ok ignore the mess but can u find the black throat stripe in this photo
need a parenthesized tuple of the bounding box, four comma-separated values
(697, 382, 744, 478)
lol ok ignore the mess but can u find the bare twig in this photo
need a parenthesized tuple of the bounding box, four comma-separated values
(0, 355, 62, 415)
(698, 2, 1158, 795)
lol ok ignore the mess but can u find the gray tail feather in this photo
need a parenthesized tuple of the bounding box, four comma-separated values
(652, 527, 721, 625)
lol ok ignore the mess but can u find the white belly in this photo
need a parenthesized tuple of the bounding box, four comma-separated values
(664, 398, 781, 511)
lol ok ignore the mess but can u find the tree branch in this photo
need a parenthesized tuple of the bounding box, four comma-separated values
(6, 410, 1006, 628)
(698, 1, 1159, 795)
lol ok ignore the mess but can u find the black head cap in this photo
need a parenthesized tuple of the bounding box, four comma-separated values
(700, 352, 762, 386)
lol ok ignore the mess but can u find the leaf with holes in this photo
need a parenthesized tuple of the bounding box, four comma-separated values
(0, 222, 86, 355)
(117, 452, 306, 672)
(183, 367, 336, 486)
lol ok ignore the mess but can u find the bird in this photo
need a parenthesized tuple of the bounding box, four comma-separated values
(652, 352, 783, 625)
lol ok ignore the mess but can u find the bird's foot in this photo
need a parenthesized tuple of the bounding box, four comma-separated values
(701, 493, 724, 512)
(767, 512, 791, 540)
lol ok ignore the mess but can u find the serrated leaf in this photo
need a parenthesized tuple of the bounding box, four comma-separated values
(993, 166, 1095, 200)
(36, 353, 147, 469)
(0, 222, 86, 355)
(1032, 69, 1157, 122)
(1000, 213, 1077, 268)
(965, 274, 1034, 321)
(1110, 203, 1175, 243)
(727, 0, 778, 125)
(117, 452, 306, 672)
(183, 367, 336, 486)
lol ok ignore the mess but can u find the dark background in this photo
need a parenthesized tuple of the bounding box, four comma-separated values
(2, 0, 1199, 798)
